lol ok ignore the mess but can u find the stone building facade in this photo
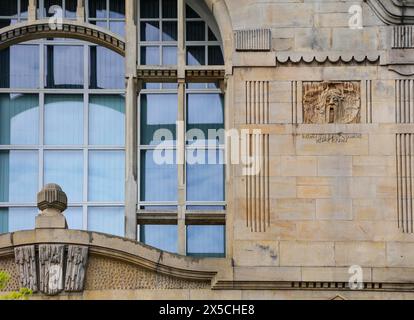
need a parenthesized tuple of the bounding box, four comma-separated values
(1, 0, 414, 300)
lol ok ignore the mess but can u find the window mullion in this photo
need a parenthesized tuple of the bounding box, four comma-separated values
(177, 0, 185, 76)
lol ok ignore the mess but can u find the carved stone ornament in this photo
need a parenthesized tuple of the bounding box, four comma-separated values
(14, 245, 38, 292)
(303, 82, 361, 124)
(14, 244, 89, 296)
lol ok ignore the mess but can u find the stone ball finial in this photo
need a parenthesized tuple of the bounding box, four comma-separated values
(37, 184, 68, 213)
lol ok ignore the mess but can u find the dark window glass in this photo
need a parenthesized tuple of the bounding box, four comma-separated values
(208, 46, 224, 65)
(109, 0, 125, 18)
(141, 46, 159, 65)
(186, 5, 199, 18)
(44, 0, 62, 17)
(45, 46, 84, 89)
(140, 0, 159, 18)
(0, 45, 39, 89)
(20, 0, 29, 18)
(187, 225, 225, 257)
(162, 0, 177, 18)
(90, 46, 124, 89)
(186, 21, 205, 41)
(208, 28, 217, 41)
(187, 46, 205, 65)
(65, 0, 77, 18)
(162, 21, 177, 41)
(140, 225, 178, 253)
(0, 208, 8, 234)
(141, 21, 160, 41)
(88, 0, 106, 18)
(0, 1, 18, 16)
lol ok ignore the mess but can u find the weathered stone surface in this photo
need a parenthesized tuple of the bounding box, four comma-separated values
(65, 246, 89, 292)
(14, 245, 37, 292)
(38, 244, 65, 296)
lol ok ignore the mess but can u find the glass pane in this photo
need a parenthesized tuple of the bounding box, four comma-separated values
(187, 225, 225, 257)
(186, 5, 200, 18)
(0, 45, 39, 88)
(186, 22, 205, 41)
(109, 0, 125, 18)
(89, 151, 125, 202)
(0, 94, 39, 145)
(45, 46, 84, 89)
(65, 0, 77, 18)
(162, 46, 177, 65)
(208, 46, 224, 65)
(20, 0, 29, 18)
(44, 150, 83, 203)
(0, 1, 18, 16)
(8, 207, 37, 232)
(140, 151, 177, 202)
(141, 94, 177, 145)
(162, 21, 177, 41)
(0, 208, 7, 234)
(44, 0, 62, 17)
(186, 149, 224, 202)
(187, 46, 205, 66)
(141, 46, 160, 65)
(109, 21, 125, 37)
(141, 21, 160, 41)
(162, 0, 177, 18)
(89, 46, 124, 89)
(44, 95, 83, 145)
(140, 0, 159, 18)
(208, 28, 218, 41)
(65, 207, 83, 230)
(0, 151, 38, 203)
(89, 95, 125, 146)
(140, 225, 177, 253)
(88, 0, 106, 19)
(88, 207, 124, 237)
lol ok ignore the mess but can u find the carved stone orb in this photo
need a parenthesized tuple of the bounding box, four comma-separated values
(37, 183, 68, 213)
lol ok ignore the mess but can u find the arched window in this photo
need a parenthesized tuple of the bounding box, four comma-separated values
(0, 0, 226, 258)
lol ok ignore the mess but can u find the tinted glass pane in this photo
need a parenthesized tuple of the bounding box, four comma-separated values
(140, 151, 177, 202)
(0, 1, 18, 16)
(0, 94, 39, 145)
(140, 0, 159, 18)
(141, 21, 159, 41)
(45, 46, 84, 89)
(8, 208, 37, 232)
(109, 0, 125, 18)
(186, 5, 200, 18)
(187, 46, 205, 65)
(162, 21, 177, 41)
(208, 28, 218, 41)
(44, 151, 83, 202)
(89, 46, 124, 89)
(162, 46, 177, 65)
(141, 46, 159, 65)
(89, 151, 125, 202)
(187, 225, 225, 257)
(65, 207, 83, 230)
(186, 22, 205, 41)
(109, 21, 125, 37)
(0, 208, 7, 234)
(0, 45, 39, 88)
(88, 207, 124, 237)
(140, 225, 177, 253)
(44, 0, 62, 17)
(65, 0, 77, 18)
(141, 94, 177, 145)
(88, 0, 106, 18)
(89, 95, 125, 146)
(162, 0, 177, 18)
(20, 0, 29, 18)
(44, 95, 83, 145)
(186, 149, 224, 202)
(0, 151, 38, 203)
(208, 46, 224, 65)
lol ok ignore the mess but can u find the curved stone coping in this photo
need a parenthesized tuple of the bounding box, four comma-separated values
(366, 0, 414, 24)
(276, 52, 381, 65)
(0, 229, 230, 282)
(0, 20, 125, 56)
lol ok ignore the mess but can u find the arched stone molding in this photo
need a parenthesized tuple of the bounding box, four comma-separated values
(0, 20, 125, 56)
(365, 0, 414, 24)
(0, 229, 230, 283)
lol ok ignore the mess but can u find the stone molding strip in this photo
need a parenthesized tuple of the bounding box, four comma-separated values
(276, 53, 381, 65)
(365, 0, 414, 25)
(0, 20, 125, 56)
(234, 29, 271, 52)
(393, 25, 414, 48)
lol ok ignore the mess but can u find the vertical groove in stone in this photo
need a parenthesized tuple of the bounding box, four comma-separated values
(393, 26, 414, 48)
(365, 80, 373, 124)
(235, 29, 271, 51)
(396, 80, 414, 124)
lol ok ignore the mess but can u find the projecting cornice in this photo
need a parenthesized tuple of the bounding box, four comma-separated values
(365, 0, 414, 24)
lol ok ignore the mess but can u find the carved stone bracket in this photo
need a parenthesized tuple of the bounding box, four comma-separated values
(14, 244, 89, 296)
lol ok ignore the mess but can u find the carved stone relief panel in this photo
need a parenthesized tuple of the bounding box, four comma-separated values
(65, 246, 88, 292)
(39, 244, 65, 295)
(14, 245, 38, 292)
(303, 81, 361, 124)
